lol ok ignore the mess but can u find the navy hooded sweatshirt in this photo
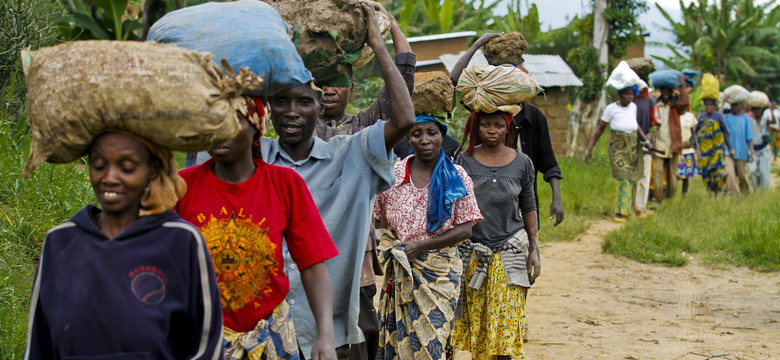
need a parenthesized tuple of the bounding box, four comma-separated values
(24, 205, 223, 360)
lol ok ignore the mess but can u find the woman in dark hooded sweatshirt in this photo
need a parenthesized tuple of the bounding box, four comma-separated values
(24, 130, 223, 359)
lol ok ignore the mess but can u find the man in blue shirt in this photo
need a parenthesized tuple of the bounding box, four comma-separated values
(724, 102, 754, 194)
(261, 7, 415, 360)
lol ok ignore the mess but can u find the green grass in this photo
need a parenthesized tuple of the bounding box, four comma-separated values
(603, 173, 780, 271)
(537, 135, 614, 243)
(0, 122, 95, 358)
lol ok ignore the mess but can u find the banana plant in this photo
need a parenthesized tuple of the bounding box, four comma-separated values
(56, 0, 218, 41)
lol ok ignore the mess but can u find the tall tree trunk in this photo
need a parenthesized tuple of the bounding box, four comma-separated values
(567, 0, 609, 156)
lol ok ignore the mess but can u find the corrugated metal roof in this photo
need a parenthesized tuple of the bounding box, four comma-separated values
(439, 50, 583, 88)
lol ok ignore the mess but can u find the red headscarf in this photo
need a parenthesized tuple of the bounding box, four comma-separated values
(231, 96, 270, 159)
(457, 111, 516, 155)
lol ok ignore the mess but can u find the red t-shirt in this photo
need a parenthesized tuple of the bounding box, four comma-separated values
(176, 158, 338, 332)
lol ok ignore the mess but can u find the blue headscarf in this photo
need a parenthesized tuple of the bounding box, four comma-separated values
(412, 115, 468, 233)
(618, 85, 640, 95)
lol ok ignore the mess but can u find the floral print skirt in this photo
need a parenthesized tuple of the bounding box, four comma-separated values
(450, 252, 528, 360)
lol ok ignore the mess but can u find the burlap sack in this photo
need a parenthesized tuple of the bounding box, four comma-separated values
(412, 71, 455, 118)
(22, 40, 258, 177)
(263, 0, 380, 86)
(457, 64, 542, 115)
(699, 73, 719, 101)
(748, 91, 770, 108)
(722, 85, 750, 104)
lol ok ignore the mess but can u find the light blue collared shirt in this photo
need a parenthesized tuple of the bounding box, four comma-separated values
(260, 121, 395, 356)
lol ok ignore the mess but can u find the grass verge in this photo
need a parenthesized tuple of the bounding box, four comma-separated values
(603, 186, 780, 271)
(537, 137, 613, 242)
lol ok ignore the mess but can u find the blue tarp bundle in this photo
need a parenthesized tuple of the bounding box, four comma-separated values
(148, 0, 311, 96)
(649, 69, 680, 89)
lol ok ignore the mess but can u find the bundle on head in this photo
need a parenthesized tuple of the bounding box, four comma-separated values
(748, 91, 770, 109)
(457, 64, 542, 115)
(625, 57, 654, 78)
(148, 0, 309, 97)
(21, 40, 253, 177)
(649, 69, 681, 89)
(483, 32, 529, 66)
(699, 73, 720, 102)
(413, 71, 455, 119)
(606, 61, 647, 92)
(263, 0, 392, 87)
(723, 85, 750, 105)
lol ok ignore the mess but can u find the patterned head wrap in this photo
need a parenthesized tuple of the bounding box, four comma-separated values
(410, 115, 467, 233)
(231, 96, 270, 158)
(457, 111, 516, 156)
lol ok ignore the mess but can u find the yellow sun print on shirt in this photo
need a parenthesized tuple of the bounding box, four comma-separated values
(201, 213, 277, 311)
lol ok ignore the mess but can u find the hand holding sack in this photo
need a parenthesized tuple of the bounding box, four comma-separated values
(606, 61, 648, 91)
(457, 64, 543, 115)
(148, 0, 311, 96)
(22, 40, 258, 177)
(483, 32, 529, 66)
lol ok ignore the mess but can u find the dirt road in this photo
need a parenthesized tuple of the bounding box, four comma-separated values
(514, 219, 780, 359)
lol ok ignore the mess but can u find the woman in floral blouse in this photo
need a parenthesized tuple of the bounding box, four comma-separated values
(373, 115, 482, 360)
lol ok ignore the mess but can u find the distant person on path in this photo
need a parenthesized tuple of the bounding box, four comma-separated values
(677, 106, 700, 195)
(373, 115, 482, 360)
(695, 98, 733, 195)
(724, 102, 754, 194)
(766, 100, 780, 160)
(25, 131, 223, 360)
(585, 86, 652, 222)
(650, 75, 688, 203)
(749, 101, 772, 190)
(450, 111, 541, 360)
(633, 83, 657, 214)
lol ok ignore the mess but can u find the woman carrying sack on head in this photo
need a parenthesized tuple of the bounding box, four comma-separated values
(175, 96, 339, 360)
(25, 131, 223, 359)
(585, 85, 654, 222)
(449, 109, 541, 360)
(374, 113, 482, 360)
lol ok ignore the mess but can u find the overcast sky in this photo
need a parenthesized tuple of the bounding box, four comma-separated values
(493, 0, 695, 62)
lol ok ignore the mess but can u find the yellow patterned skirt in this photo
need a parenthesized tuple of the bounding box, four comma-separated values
(450, 252, 528, 360)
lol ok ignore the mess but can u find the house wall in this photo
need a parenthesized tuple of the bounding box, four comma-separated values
(527, 87, 570, 156)
(409, 37, 472, 62)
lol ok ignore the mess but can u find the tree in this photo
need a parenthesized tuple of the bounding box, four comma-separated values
(655, 0, 780, 98)
(566, 0, 647, 156)
(387, 0, 502, 36)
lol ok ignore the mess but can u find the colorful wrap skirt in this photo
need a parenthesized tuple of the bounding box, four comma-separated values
(696, 118, 726, 193)
(376, 230, 462, 360)
(608, 130, 644, 181)
(223, 301, 300, 360)
(677, 152, 701, 179)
